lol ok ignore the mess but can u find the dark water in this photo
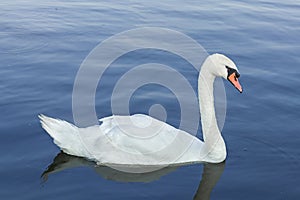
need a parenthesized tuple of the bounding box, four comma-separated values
(1, 0, 300, 199)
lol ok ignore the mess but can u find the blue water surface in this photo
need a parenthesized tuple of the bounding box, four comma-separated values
(1, 0, 300, 199)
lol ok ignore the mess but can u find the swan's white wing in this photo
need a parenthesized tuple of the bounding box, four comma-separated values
(100, 114, 184, 154)
(78, 114, 204, 165)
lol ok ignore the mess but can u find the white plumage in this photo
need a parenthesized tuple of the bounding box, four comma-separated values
(40, 54, 242, 166)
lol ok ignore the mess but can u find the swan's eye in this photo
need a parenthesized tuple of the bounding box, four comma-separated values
(226, 66, 240, 79)
(226, 66, 235, 76)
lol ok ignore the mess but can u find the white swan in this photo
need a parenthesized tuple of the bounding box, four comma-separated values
(39, 53, 242, 166)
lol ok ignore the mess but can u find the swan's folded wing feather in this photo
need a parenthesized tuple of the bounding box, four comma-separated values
(87, 114, 203, 165)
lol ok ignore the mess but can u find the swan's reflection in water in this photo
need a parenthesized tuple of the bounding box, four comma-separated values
(42, 152, 225, 200)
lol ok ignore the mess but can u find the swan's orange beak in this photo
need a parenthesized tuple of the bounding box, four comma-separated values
(228, 73, 243, 93)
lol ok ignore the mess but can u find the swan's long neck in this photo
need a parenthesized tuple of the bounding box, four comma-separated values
(198, 58, 225, 157)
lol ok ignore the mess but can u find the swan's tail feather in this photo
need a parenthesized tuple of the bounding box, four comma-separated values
(39, 114, 89, 158)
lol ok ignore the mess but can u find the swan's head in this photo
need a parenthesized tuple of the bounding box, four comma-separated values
(209, 53, 243, 93)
